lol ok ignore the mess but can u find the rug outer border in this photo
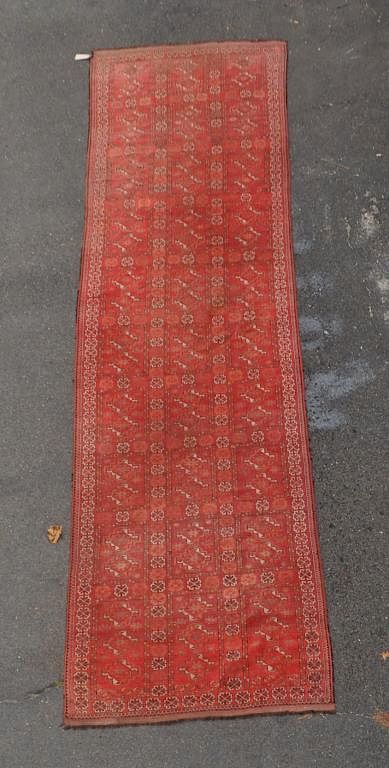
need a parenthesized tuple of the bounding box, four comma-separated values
(64, 38, 335, 727)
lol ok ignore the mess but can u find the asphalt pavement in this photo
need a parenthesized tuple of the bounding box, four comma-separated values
(0, 1, 387, 766)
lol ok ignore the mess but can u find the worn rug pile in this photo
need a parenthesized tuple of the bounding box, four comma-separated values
(64, 41, 334, 726)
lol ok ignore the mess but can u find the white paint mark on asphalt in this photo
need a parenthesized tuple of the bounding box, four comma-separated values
(307, 361, 375, 430)
(345, 218, 351, 246)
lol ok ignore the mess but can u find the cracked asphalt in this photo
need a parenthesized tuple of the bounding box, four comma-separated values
(0, 1, 388, 766)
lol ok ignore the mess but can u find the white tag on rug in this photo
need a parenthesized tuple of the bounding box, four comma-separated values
(74, 53, 91, 61)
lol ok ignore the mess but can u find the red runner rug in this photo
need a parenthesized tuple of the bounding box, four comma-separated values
(65, 41, 334, 726)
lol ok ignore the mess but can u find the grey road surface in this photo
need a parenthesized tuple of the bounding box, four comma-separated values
(0, 1, 387, 766)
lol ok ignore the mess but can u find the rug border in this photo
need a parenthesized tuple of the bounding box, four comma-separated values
(64, 47, 107, 722)
(64, 701, 335, 728)
(64, 39, 335, 727)
(90, 39, 288, 56)
(272, 42, 335, 696)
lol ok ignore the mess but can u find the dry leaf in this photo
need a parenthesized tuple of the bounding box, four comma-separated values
(380, 651, 389, 660)
(373, 711, 389, 730)
(47, 525, 63, 544)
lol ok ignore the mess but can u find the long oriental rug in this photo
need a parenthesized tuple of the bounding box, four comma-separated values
(64, 41, 335, 726)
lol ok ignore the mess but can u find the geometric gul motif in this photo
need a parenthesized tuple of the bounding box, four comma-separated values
(64, 41, 334, 725)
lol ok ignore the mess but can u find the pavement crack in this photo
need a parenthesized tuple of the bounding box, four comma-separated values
(26, 680, 64, 697)
(0, 680, 63, 705)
